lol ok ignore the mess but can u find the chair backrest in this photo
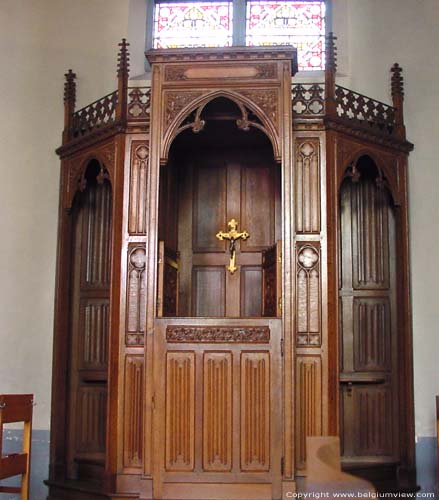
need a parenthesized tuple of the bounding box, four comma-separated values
(0, 394, 33, 500)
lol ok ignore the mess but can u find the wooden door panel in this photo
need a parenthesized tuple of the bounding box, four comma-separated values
(165, 352, 196, 472)
(193, 165, 227, 253)
(203, 352, 233, 472)
(192, 266, 226, 317)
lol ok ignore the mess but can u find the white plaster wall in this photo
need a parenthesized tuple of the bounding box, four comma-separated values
(0, 0, 130, 429)
(0, 0, 438, 440)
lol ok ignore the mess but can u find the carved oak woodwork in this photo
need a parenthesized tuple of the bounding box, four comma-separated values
(48, 38, 416, 500)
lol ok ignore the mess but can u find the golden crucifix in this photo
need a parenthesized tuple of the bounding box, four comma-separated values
(216, 219, 250, 274)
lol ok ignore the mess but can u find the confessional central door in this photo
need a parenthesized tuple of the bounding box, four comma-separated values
(153, 317, 282, 500)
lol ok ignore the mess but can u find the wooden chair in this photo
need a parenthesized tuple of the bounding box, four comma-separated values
(0, 395, 33, 500)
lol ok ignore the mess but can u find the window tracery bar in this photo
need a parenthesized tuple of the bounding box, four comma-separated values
(246, 1, 326, 70)
(153, 1, 233, 48)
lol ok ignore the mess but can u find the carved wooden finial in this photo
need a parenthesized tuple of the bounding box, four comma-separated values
(64, 69, 76, 106)
(390, 63, 406, 138)
(116, 39, 130, 122)
(63, 69, 76, 143)
(117, 38, 130, 79)
(391, 63, 404, 99)
(325, 32, 338, 74)
(325, 32, 338, 117)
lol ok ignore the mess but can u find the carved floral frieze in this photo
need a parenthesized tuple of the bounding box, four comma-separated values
(166, 326, 270, 343)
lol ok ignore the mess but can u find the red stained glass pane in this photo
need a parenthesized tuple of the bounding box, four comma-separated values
(153, 1, 233, 48)
(246, 1, 326, 70)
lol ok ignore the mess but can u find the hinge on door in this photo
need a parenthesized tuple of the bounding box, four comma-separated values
(281, 456, 285, 475)
(278, 296, 282, 312)
(280, 338, 284, 357)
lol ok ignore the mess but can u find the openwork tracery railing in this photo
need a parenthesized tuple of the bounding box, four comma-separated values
(71, 91, 118, 138)
(292, 83, 325, 117)
(61, 36, 407, 146)
(127, 87, 151, 121)
(335, 85, 396, 135)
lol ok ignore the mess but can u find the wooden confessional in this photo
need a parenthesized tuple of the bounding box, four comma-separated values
(47, 38, 416, 500)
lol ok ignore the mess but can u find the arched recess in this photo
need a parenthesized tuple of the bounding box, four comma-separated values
(157, 95, 282, 318)
(338, 149, 400, 206)
(64, 159, 113, 483)
(161, 90, 281, 164)
(338, 155, 401, 485)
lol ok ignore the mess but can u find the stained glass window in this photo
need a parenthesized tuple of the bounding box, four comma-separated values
(246, 1, 326, 70)
(153, 1, 233, 48)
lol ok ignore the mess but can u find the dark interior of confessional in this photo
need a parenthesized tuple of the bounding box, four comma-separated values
(158, 97, 281, 318)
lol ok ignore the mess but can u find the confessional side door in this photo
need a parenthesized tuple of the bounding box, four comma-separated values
(339, 176, 399, 467)
(153, 317, 283, 500)
(66, 179, 112, 480)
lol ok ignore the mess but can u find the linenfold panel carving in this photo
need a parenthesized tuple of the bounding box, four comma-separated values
(353, 298, 391, 372)
(241, 352, 270, 471)
(295, 356, 322, 469)
(123, 355, 144, 468)
(351, 178, 390, 289)
(203, 352, 232, 471)
(80, 301, 109, 368)
(76, 386, 107, 453)
(353, 386, 393, 456)
(166, 352, 195, 471)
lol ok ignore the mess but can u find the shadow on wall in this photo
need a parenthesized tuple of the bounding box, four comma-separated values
(2, 429, 49, 500)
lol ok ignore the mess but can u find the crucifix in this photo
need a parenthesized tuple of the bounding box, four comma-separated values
(216, 219, 250, 274)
